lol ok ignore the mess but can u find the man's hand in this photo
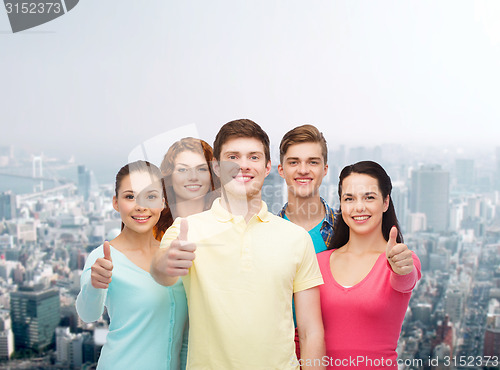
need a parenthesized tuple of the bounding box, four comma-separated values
(163, 218, 196, 276)
(91, 241, 113, 289)
(151, 218, 196, 286)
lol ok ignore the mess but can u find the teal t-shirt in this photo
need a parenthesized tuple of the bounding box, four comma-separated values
(283, 214, 327, 254)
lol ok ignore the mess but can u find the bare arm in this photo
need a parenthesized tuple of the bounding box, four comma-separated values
(294, 286, 325, 370)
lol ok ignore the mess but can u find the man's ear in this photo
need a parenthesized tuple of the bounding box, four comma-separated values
(212, 159, 221, 177)
(278, 163, 285, 179)
(265, 160, 272, 177)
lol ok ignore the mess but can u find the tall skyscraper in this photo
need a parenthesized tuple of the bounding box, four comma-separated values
(454, 158, 474, 190)
(10, 286, 60, 352)
(410, 165, 450, 232)
(0, 191, 16, 220)
(78, 165, 91, 201)
(0, 310, 14, 360)
(56, 327, 84, 368)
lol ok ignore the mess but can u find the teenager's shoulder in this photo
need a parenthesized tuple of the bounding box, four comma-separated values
(317, 249, 333, 263)
(266, 213, 310, 235)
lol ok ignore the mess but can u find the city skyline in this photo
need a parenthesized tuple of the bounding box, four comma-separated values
(1, 1, 500, 367)
(0, 143, 499, 368)
(1, 1, 500, 170)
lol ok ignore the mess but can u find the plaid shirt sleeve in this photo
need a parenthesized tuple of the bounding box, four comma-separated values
(319, 198, 335, 250)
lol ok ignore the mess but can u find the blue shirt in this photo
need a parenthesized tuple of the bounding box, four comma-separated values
(278, 198, 335, 324)
(76, 245, 188, 370)
(278, 197, 335, 253)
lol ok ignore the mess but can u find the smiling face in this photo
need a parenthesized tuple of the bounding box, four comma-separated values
(278, 142, 328, 199)
(340, 173, 389, 237)
(214, 137, 271, 201)
(113, 171, 164, 234)
(171, 150, 211, 203)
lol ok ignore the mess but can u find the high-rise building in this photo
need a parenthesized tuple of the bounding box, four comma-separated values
(78, 165, 91, 201)
(391, 182, 408, 231)
(444, 288, 463, 325)
(454, 158, 474, 190)
(0, 192, 16, 220)
(410, 165, 450, 232)
(56, 327, 84, 368)
(0, 310, 14, 360)
(10, 285, 60, 352)
(484, 299, 500, 357)
(484, 327, 500, 358)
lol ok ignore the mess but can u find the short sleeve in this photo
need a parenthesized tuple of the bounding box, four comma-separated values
(160, 217, 182, 249)
(293, 231, 324, 293)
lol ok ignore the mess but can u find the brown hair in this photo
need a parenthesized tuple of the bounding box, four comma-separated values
(153, 137, 220, 240)
(114, 160, 163, 231)
(279, 124, 328, 164)
(213, 119, 270, 163)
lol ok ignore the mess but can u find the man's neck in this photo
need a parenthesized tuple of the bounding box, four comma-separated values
(285, 193, 325, 231)
(220, 192, 263, 223)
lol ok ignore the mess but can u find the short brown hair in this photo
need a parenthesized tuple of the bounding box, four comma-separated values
(279, 124, 328, 164)
(213, 119, 270, 163)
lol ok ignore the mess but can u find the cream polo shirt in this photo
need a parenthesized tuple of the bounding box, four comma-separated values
(160, 198, 323, 370)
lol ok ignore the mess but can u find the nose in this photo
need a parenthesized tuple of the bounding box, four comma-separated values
(355, 199, 365, 212)
(238, 157, 250, 171)
(135, 201, 147, 211)
(298, 162, 308, 174)
(187, 167, 198, 180)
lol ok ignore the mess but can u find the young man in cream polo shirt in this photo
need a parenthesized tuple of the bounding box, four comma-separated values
(151, 119, 325, 370)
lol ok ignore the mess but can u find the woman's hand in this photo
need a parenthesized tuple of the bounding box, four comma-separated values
(91, 241, 113, 289)
(386, 227, 414, 275)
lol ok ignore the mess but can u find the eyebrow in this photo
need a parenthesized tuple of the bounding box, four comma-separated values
(175, 162, 208, 167)
(342, 191, 378, 196)
(225, 151, 263, 156)
(286, 156, 322, 161)
(122, 189, 160, 194)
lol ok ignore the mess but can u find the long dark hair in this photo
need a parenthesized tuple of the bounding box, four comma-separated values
(153, 137, 220, 241)
(115, 160, 163, 231)
(329, 161, 403, 250)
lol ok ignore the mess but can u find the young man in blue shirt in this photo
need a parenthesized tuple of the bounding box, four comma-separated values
(278, 124, 334, 253)
(277, 124, 335, 359)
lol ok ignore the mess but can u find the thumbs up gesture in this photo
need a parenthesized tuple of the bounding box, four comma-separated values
(386, 227, 414, 275)
(163, 218, 197, 277)
(91, 241, 114, 289)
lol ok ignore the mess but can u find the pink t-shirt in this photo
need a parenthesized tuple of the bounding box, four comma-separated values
(317, 249, 421, 369)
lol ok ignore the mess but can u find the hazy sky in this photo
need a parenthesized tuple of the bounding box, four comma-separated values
(1, 0, 500, 174)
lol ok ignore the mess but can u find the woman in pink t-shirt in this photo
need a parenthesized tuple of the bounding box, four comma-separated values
(318, 161, 421, 369)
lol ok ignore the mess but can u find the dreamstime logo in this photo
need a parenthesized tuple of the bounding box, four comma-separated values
(4, 0, 79, 33)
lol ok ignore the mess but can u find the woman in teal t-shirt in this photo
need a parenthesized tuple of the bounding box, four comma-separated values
(76, 160, 188, 369)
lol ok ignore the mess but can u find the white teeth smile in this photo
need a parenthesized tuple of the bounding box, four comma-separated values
(353, 216, 369, 221)
(132, 216, 150, 220)
(185, 185, 201, 189)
